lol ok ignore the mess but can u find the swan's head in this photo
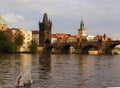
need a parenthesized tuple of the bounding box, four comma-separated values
(18, 75, 22, 80)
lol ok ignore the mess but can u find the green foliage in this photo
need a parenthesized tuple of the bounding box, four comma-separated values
(9, 42, 18, 53)
(0, 31, 18, 53)
(0, 41, 17, 53)
(28, 40, 38, 53)
(0, 31, 8, 41)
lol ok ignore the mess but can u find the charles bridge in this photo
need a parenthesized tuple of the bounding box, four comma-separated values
(39, 13, 120, 54)
(44, 40, 120, 54)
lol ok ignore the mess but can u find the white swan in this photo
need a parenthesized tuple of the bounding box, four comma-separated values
(15, 74, 34, 87)
(23, 73, 34, 84)
(15, 75, 24, 87)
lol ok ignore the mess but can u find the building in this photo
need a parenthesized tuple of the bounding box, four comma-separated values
(32, 30, 39, 45)
(67, 35, 77, 43)
(39, 13, 52, 47)
(0, 15, 8, 31)
(51, 33, 77, 44)
(12, 29, 32, 52)
(20, 29, 32, 52)
(94, 34, 112, 41)
(51, 34, 57, 44)
(86, 35, 95, 41)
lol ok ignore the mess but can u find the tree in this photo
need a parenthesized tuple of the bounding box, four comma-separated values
(0, 31, 17, 53)
(4, 29, 14, 42)
(0, 31, 8, 41)
(28, 40, 38, 53)
(1, 41, 17, 53)
(0, 31, 8, 52)
(14, 30, 25, 47)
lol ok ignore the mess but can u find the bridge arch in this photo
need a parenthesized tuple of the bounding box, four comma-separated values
(61, 45, 75, 54)
(45, 45, 58, 53)
(81, 45, 98, 54)
(105, 42, 120, 54)
(45, 39, 50, 44)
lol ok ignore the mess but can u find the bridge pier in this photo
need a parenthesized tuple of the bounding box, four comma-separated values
(98, 41, 106, 54)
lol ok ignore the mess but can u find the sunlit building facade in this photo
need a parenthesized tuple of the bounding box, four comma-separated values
(19, 29, 32, 52)
(32, 30, 39, 45)
(12, 29, 32, 52)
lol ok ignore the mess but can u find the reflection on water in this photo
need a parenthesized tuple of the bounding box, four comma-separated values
(0, 54, 120, 88)
(39, 53, 51, 71)
(20, 54, 32, 77)
(38, 54, 52, 88)
(15, 54, 33, 87)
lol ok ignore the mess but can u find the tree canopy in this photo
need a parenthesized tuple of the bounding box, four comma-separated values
(28, 40, 38, 53)
(14, 30, 25, 47)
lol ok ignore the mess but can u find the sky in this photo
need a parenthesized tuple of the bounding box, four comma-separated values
(0, 0, 120, 39)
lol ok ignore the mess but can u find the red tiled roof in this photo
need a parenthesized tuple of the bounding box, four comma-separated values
(52, 34, 57, 38)
(70, 36, 77, 38)
(32, 30, 39, 34)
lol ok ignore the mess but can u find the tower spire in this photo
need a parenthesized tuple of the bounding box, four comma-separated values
(43, 13, 48, 23)
(80, 18, 84, 29)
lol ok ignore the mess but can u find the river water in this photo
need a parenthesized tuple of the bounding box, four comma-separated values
(0, 54, 120, 88)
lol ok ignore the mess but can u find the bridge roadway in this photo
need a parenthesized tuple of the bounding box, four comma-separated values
(45, 40, 120, 54)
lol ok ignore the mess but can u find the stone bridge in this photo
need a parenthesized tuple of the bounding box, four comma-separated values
(44, 40, 120, 54)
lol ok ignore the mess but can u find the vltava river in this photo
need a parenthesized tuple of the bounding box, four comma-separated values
(0, 54, 120, 88)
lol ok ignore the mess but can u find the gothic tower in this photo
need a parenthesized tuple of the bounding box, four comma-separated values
(39, 13, 52, 47)
(78, 18, 86, 37)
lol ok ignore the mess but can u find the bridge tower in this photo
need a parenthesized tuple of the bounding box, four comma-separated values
(78, 18, 87, 42)
(39, 13, 52, 47)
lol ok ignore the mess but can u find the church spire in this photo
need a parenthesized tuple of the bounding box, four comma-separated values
(43, 13, 48, 23)
(80, 18, 85, 29)
(78, 18, 86, 37)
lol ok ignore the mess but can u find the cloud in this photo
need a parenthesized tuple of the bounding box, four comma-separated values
(7, 0, 118, 17)
(11, 0, 120, 19)
(1, 0, 120, 37)
(12, 0, 34, 3)
(3, 13, 24, 24)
